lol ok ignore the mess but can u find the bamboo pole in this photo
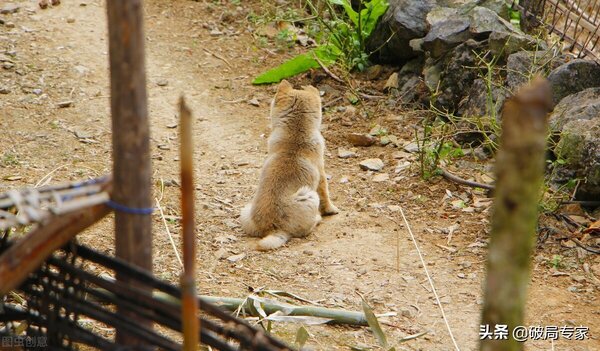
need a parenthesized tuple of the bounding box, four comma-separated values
(199, 295, 374, 326)
(106, 0, 153, 346)
(179, 97, 199, 350)
(480, 77, 553, 351)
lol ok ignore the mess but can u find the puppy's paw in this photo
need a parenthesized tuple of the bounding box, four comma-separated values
(321, 204, 339, 216)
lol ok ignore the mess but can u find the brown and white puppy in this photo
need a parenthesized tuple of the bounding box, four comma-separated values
(240, 80, 339, 250)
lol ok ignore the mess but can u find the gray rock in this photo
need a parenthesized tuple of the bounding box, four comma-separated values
(479, 0, 510, 19)
(489, 30, 544, 59)
(506, 50, 566, 91)
(422, 17, 472, 58)
(423, 57, 443, 90)
(372, 173, 389, 182)
(399, 57, 424, 76)
(434, 39, 485, 112)
(359, 158, 385, 171)
(553, 118, 600, 200)
(338, 148, 357, 159)
(460, 78, 507, 120)
(1, 4, 20, 14)
(547, 59, 600, 105)
(469, 6, 514, 37)
(549, 88, 600, 132)
(367, 0, 436, 63)
(550, 88, 600, 199)
(398, 75, 426, 104)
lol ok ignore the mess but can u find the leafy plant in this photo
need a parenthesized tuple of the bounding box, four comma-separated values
(252, 0, 389, 84)
(548, 254, 564, 269)
(1, 152, 19, 167)
(508, 1, 521, 28)
(417, 122, 465, 180)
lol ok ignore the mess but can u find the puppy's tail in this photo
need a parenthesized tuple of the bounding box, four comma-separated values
(257, 231, 291, 251)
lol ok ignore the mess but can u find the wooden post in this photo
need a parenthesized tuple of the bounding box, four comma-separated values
(106, 0, 153, 346)
(480, 77, 553, 351)
(179, 97, 199, 350)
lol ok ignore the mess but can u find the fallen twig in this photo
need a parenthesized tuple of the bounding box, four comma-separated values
(313, 54, 344, 84)
(155, 197, 183, 268)
(395, 206, 460, 350)
(202, 48, 233, 69)
(441, 168, 495, 191)
(322, 96, 343, 109)
(570, 238, 600, 254)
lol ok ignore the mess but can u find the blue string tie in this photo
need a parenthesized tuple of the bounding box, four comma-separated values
(106, 200, 155, 215)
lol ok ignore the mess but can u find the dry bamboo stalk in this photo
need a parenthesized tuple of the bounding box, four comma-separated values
(480, 77, 553, 351)
(0, 202, 111, 296)
(179, 96, 199, 350)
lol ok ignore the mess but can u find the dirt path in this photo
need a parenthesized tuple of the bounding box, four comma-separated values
(1, 1, 598, 350)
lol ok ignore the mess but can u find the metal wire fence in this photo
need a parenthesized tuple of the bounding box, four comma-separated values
(516, 0, 600, 61)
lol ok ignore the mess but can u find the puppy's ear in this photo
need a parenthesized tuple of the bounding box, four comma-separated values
(277, 79, 293, 94)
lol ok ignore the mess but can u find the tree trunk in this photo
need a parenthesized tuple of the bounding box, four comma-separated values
(480, 77, 553, 351)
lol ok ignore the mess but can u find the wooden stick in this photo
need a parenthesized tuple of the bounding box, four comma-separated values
(179, 97, 199, 350)
(0, 202, 111, 296)
(441, 168, 495, 191)
(106, 0, 153, 345)
(480, 77, 553, 351)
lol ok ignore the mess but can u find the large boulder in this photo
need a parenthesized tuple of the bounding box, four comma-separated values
(488, 31, 544, 59)
(548, 87, 600, 132)
(420, 7, 471, 59)
(547, 59, 600, 105)
(549, 88, 600, 200)
(469, 6, 514, 37)
(367, 0, 436, 63)
(553, 120, 600, 200)
(506, 50, 567, 91)
(432, 39, 486, 112)
(460, 78, 507, 119)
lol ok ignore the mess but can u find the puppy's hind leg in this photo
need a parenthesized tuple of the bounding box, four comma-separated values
(240, 203, 261, 237)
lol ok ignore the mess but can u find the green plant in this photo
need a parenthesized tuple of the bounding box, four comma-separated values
(417, 122, 465, 180)
(252, 0, 389, 84)
(1, 153, 19, 167)
(548, 254, 564, 269)
(508, 1, 521, 28)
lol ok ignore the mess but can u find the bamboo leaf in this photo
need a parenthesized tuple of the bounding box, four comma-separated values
(264, 290, 322, 306)
(361, 299, 388, 348)
(252, 45, 340, 85)
(295, 326, 310, 348)
(251, 297, 268, 318)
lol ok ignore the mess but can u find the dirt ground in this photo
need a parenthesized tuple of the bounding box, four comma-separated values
(1, 0, 599, 350)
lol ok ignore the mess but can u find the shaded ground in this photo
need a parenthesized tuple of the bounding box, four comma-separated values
(0, 0, 598, 350)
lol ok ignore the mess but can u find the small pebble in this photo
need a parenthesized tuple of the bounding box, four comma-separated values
(57, 100, 73, 108)
(67, 17, 76, 24)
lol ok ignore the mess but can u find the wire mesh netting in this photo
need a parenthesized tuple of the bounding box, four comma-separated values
(516, 0, 600, 61)
(0, 237, 294, 350)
